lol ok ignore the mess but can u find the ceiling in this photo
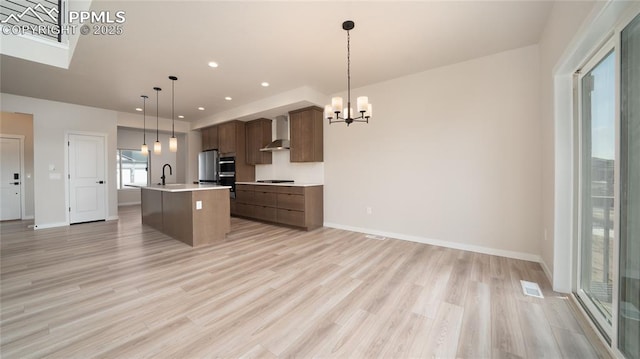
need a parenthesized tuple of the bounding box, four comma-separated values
(0, 1, 554, 124)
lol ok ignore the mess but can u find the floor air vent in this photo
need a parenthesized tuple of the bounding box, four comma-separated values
(365, 234, 387, 240)
(520, 280, 544, 298)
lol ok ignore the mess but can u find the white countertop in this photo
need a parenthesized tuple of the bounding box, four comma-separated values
(236, 181, 323, 187)
(134, 184, 231, 192)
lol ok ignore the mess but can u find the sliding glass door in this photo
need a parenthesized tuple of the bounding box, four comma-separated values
(578, 46, 616, 335)
(619, 13, 639, 359)
(577, 12, 639, 359)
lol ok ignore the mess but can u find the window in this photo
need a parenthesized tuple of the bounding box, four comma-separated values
(116, 149, 148, 189)
(577, 47, 616, 336)
(618, 13, 640, 359)
(575, 12, 640, 359)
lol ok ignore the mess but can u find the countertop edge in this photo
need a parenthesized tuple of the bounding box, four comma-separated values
(134, 184, 232, 193)
(235, 182, 323, 187)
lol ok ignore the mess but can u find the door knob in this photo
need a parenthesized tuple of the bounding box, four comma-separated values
(10, 182, 19, 185)
(96, 180, 104, 184)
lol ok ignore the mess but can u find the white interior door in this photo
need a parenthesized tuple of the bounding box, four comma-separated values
(0, 137, 22, 221)
(69, 134, 106, 224)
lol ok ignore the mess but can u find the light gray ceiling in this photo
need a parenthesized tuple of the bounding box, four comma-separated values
(0, 1, 554, 122)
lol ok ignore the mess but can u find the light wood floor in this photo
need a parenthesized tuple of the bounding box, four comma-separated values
(1, 205, 610, 358)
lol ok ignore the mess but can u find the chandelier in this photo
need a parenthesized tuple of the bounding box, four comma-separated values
(325, 20, 371, 126)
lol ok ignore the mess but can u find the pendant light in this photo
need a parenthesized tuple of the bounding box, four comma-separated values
(168, 75, 178, 153)
(324, 20, 372, 126)
(140, 95, 149, 155)
(153, 86, 162, 154)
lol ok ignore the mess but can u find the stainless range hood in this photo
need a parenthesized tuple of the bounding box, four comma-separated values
(260, 115, 290, 151)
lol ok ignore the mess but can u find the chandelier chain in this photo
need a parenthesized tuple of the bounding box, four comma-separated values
(325, 20, 369, 126)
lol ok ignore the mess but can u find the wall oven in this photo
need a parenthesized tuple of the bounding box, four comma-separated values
(218, 156, 236, 198)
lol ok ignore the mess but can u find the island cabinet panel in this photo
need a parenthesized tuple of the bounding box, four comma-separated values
(141, 187, 230, 247)
(289, 106, 323, 163)
(162, 191, 193, 243)
(246, 118, 272, 165)
(141, 189, 163, 230)
(191, 190, 231, 246)
(232, 184, 323, 230)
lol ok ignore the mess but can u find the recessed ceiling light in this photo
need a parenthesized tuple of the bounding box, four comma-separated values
(178, 115, 185, 119)
(198, 107, 205, 111)
(135, 108, 143, 112)
(225, 96, 232, 101)
(261, 82, 269, 87)
(208, 61, 218, 68)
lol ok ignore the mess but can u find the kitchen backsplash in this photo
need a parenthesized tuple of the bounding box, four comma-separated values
(255, 151, 324, 183)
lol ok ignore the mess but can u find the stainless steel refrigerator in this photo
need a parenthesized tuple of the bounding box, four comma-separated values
(198, 150, 219, 183)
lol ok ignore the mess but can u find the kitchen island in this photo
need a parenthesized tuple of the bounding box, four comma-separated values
(140, 184, 231, 247)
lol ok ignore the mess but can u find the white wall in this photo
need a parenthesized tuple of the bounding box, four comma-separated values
(324, 45, 542, 260)
(0, 93, 118, 228)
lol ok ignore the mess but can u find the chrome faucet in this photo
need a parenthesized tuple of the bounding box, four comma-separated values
(161, 163, 172, 185)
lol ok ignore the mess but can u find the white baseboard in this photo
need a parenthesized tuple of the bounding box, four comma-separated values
(34, 216, 118, 229)
(323, 222, 542, 263)
(22, 215, 34, 220)
(118, 201, 140, 206)
(539, 258, 553, 285)
(34, 222, 69, 230)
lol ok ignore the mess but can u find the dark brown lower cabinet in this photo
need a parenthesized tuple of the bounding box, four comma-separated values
(233, 184, 323, 230)
(276, 208, 305, 227)
(254, 206, 277, 222)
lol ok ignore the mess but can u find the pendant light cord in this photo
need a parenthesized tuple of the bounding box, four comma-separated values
(156, 89, 159, 141)
(171, 79, 175, 137)
(142, 96, 146, 143)
(346, 29, 351, 120)
(140, 95, 150, 152)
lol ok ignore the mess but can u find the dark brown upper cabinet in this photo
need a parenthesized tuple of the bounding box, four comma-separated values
(245, 118, 272, 165)
(289, 106, 323, 163)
